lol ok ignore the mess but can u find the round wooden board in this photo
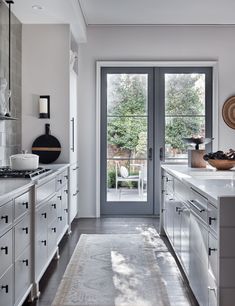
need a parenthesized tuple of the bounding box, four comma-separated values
(222, 96, 235, 129)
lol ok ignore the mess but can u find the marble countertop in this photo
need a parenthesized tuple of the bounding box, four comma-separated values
(161, 164, 235, 204)
(0, 163, 69, 203)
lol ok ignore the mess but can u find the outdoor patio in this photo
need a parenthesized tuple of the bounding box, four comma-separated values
(107, 187, 147, 202)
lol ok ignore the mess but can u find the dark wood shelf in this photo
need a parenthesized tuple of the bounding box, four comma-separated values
(0, 115, 17, 120)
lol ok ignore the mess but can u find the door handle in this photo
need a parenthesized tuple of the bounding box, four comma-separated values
(148, 148, 153, 160)
(160, 147, 164, 161)
(71, 117, 75, 152)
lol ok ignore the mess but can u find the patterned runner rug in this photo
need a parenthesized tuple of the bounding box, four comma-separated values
(52, 233, 170, 306)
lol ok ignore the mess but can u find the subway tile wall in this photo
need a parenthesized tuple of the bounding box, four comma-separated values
(0, 1, 22, 166)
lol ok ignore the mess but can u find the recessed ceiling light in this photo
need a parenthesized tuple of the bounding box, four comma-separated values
(32, 4, 43, 10)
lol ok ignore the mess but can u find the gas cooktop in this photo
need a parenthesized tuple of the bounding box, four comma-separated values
(0, 167, 52, 179)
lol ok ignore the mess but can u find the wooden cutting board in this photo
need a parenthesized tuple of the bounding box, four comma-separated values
(32, 124, 61, 164)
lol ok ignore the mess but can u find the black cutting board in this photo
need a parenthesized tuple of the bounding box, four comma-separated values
(32, 124, 61, 164)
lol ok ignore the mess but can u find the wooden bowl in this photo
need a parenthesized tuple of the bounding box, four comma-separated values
(207, 159, 235, 170)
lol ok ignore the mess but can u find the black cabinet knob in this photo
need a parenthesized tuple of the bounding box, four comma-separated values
(208, 247, 217, 256)
(52, 227, 56, 233)
(51, 203, 56, 209)
(41, 240, 47, 246)
(58, 216, 62, 221)
(1, 246, 8, 255)
(57, 179, 62, 184)
(1, 285, 8, 293)
(209, 217, 216, 225)
(1, 215, 8, 223)
(64, 189, 68, 194)
(57, 196, 62, 201)
(22, 227, 29, 234)
(41, 212, 47, 218)
(22, 259, 29, 266)
(64, 208, 68, 213)
(22, 202, 29, 209)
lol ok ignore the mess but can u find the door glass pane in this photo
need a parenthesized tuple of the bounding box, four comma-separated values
(106, 74, 148, 202)
(165, 73, 206, 160)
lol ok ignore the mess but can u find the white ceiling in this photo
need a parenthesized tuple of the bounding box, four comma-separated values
(79, 0, 235, 25)
(9, 0, 235, 43)
(11, 0, 87, 42)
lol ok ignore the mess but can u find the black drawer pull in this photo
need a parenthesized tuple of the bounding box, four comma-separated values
(58, 216, 62, 221)
(64, 175, 68, 179)
(57, 179, 62, 184)
(64, 208, 68, 213)
(52, 227, 56, 233)
(22, 227, 29, 234)
(41, 240, 47, 246)
(72, 166, 79, 171)
(1, 215, 8, 223)
(1, 246, 8, 255)
(209, 217, 216, 225)
(209, 247, 217, 256)
(73, 190, 79, 196)
(41, 212, 47, 218)
(64, 189, 68, 194)
(22, 259, 29, 266)
(57, 196, 62, 201)
(1, 285, 8, 293)
(22, 202, 29, 209)
(51, 203, 56, 209)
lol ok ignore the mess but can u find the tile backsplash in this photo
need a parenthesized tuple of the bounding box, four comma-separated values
(0, 1, 22, 166)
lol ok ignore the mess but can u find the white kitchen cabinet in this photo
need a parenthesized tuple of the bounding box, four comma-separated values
(0, 186, 33, 306)
(161, 165, 235, 306)
(69, 163, 79, 226)
(34, 167, 69, 297)
(0, 265, 13, 306)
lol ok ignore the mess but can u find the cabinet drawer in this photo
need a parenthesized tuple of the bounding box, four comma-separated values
(47, 219, 58, 258)
(61, 169, 69, 187)
(15, 191, 30, 220)
(15, 246, 31, 305)
(208, 202, 218, 235)
(47, 194, 58, 225)
(189, 189, 208, 223)
(0, 265, 13, 306)
(37, 179, 56, 204)
(0, 201, 13, 235)
(0, 230, 13, 277)
(208, 232, 218, 280)
(15, 214, 30, 258)
(208, 271, 217, 306)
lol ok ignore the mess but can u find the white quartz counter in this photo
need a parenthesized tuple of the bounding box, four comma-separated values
(161, 164, 235, 204)
(0, 179, 33, 203)
(0, 164, 69, 203)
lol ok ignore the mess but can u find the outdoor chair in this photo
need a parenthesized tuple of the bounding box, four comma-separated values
(115, 162, 141, 196)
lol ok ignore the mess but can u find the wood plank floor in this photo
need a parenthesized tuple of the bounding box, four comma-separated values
(23, 217, 198, 306)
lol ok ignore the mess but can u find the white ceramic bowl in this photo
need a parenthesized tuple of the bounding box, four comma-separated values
(10, 153, 39, 170)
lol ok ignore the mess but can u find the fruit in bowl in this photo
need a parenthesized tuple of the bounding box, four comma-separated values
(203, 149, 235, 170)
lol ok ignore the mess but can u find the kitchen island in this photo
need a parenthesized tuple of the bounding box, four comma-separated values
(161, 164, 235, 306)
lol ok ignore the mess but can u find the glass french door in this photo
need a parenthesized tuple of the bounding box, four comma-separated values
(100, 66, 213, 216)
(100, 68, 154, 215)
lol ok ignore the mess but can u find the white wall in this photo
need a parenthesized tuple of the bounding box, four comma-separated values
(78, 25, 235, 217)
(22, 25, 70, 163)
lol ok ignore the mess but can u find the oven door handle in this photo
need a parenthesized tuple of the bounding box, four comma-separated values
(188, 200, 205, 213)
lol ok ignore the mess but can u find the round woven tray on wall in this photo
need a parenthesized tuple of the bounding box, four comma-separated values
(222, 96, 235, 129)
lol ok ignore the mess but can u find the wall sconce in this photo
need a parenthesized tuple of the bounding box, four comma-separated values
(39, 95, 50, 119)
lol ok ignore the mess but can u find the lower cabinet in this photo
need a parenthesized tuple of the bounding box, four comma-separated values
(0, 265, 13, 306)
(34, 168, 69, 294)
(15, 246, 31, 306)
(69, 163, 79, 224)
(189, 211, 209, 306)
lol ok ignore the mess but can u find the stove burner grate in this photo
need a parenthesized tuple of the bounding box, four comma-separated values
(0, 167, 52, 179)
